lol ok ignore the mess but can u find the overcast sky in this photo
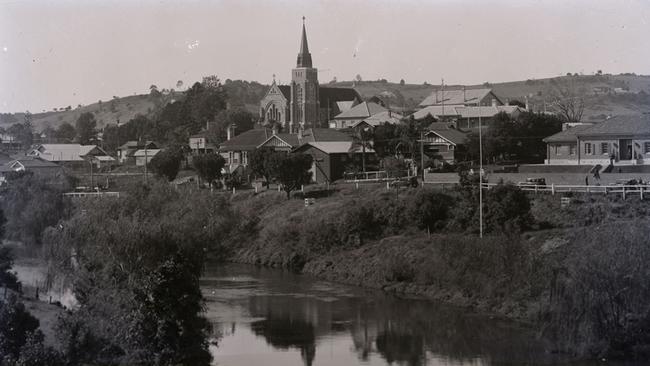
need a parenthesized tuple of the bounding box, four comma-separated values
(1, 0, 649, 113)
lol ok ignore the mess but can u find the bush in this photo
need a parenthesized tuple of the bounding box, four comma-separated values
(150, 147, 184, 181)
(483, 183, 533, 233)
(0, 295, 40, 361)
(0, 247, 20, 291)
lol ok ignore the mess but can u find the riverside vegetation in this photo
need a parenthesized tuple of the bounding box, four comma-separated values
(1, 171, 650, 364)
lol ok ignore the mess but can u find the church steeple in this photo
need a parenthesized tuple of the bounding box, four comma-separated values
(296, 17, 312, 68)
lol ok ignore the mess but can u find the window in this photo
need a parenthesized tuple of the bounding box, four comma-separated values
(449, 145, 455, 151)
(569, 145, 576, 155)
(645, 142, 650, 154)
(601, 143, 608, 155)
(554, 145, 559, 155)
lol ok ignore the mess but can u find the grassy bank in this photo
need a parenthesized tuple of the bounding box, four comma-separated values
(229, 185, 650, 360)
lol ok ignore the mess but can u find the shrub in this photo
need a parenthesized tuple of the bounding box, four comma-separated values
(483, 183, 533, 233)
(0, 295, 40, 361)
(0, 247, 20, 291)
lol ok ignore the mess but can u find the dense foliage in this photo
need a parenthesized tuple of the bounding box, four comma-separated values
(192, 153, 225, 187)
(149, 147, 184, 181)
(40, 182, 244, 365)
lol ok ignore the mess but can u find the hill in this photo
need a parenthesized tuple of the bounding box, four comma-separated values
(3, 74, 650, 133)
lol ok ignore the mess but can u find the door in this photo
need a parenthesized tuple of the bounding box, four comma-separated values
(619, 139, 632, 160)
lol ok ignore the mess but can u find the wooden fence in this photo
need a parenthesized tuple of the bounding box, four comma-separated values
(481, 182, 650, 199)
(63, 191, 121, 198)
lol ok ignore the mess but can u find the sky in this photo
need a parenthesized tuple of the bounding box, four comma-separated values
(1, 0, 650, 113)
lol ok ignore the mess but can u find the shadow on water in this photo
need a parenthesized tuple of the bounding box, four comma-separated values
(202, 263, 633, 366)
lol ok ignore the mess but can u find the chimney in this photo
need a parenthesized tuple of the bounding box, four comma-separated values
(505, 98, 510, 105)
(463, 87, 466, 102)
(525, 96, 530, 111)
(298, 125, 304, 139)
(227, 124, 236, 141)
(491, 98, 497, 107)
(272, 124, 278, 136)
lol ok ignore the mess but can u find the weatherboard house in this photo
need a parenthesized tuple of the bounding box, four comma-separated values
(258, 19, 361, 132)
(543, 114, 650, 166)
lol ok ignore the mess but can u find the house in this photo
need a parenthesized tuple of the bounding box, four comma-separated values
(0, 156, 64, 184)
(189, 132, 217, 154)
(292, 141, 376, 184)
(418, 88, 503, 108)
(329, 101, 391, 129)
(117, 140, 158, 164)
(133, 149, 161, 166)
(28, 144, 115, 169)
(218, 126, 357, 176)
(0, 133, 21, 152)
(410, 104, 527, 129)
(422, 122, 470, 164)
(543, 114, 650, 166)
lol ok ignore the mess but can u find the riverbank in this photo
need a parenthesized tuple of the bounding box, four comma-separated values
(230, 187, 650, 360)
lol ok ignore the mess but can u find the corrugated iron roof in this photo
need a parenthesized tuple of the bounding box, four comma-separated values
(543, 124, 593, 143)
(334, 101, 387, 119)
(419, 88, 500, 107)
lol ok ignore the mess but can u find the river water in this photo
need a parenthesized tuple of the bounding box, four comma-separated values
(201, 263, 635, 366)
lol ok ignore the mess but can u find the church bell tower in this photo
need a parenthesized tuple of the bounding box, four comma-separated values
(290, 17, 320, 132)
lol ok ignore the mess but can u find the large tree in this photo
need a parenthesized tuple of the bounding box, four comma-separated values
(75, 112, 97, 145)
(192, 153, 225, 187)
(149, 147, 184, 181)
(271, 153, 313, 199)
(56, 122, 76, 142)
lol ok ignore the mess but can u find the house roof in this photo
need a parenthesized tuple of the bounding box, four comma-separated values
(543, 124, 593, 143)
(300, 128, 353, 143)
(219, 128, 272, 151)
(411, 105, 523, 120)
(133, 149, 161, 157)
(118, 140, 156, 150)
(334, 101, 387, 119)
(296, 141, 375, 154)
(31, 144, 108, 161)
(427, 123, 469, 145)
(356, 111, 403, 127)
(336, 101, 356, 113)
(576, 114, 650, 136)
(419, 88, 500, 107)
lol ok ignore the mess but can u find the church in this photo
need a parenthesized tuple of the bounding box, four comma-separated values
(259, 19, 361, 132)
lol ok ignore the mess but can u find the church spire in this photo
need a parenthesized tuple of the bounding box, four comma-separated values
(296, 17, 312, 68)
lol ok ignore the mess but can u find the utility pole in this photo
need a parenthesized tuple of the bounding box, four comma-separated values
(361, 128, 366, 173)
(144, 143, 148, 184)
(420, 130, 424, 181)
(478, 103, 483, 239)
(89, 158, 94, 190)
(441, 78, 445, 119)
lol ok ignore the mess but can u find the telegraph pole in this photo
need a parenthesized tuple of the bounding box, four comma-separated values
(420, 130, 424, 181)
(478, 103, 483, 239)
(144, 143, 148, 184)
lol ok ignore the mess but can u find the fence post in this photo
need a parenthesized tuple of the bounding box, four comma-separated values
(355, 182, 359, 190)
(301, 185, 304, 193)
(623, 187, 626, 200)
(551, 184, 555, 195)
(386, 182, 390, 190)
(641, 186, 644, 200)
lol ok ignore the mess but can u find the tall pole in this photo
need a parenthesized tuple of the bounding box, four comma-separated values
(478, 103, 483, 239)
(89, 159, 94, 190)
(441, 78, 445, 119)
(144, 144, 148, 184)
(420, 130, 424, 181)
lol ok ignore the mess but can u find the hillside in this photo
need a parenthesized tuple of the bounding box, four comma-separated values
(4, 74, 650, 132)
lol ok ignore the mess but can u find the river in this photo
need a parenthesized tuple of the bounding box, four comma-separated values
(201, 263, 636, 366)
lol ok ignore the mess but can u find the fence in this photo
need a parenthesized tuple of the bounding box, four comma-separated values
(63, 191, 121, 198)
(481, 182, 650, 199)
(344, 170, 414, 183)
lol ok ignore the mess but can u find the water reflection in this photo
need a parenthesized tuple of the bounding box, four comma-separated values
(202, 264, 612, 366)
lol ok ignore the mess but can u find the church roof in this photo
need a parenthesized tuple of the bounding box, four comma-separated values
(319, 87, 361, 105)
(278, 85, 291, 99)
(333, 101, 387, 119)
(296, 21, 313, 68)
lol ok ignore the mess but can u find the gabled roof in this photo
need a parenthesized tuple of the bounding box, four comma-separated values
(295, 141, 375, 155)
(118, 140, 157, 150)
(543, 124, 592, 143)
(10, 157, 60, 168)
(219, 128, 272, 151)
(419, 88, 500, 107)
(336, 101, 356, 113)
(133, 149, 161, 157)
(31, 144, 110, 162)
(361, 111, 403, 126)
(427, 123, 469, 145)
(334, 101, 387, 119)
(258, 133, 300, 149)
(278, 85, 291, 99)
(410, 105, 464, 120)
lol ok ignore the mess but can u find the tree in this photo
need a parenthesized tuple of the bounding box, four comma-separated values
(176, 80, 184, 90)
(209, 108, 254, 143)
(483, 183, 532, 233)
(382, 156, 408, 178)
(192, 153, 225, 187)
(249, 148, 277, 186)
(0, 295, 41, 361)
(271, 154, 313, 199)
(355, 74, 363, 83)
(75, 112, 97, 144)
(149, 147, 184, 181)
(549, 81, 585, 122)
(55, 122, 76, 142)
(400, 79, 405, 86)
